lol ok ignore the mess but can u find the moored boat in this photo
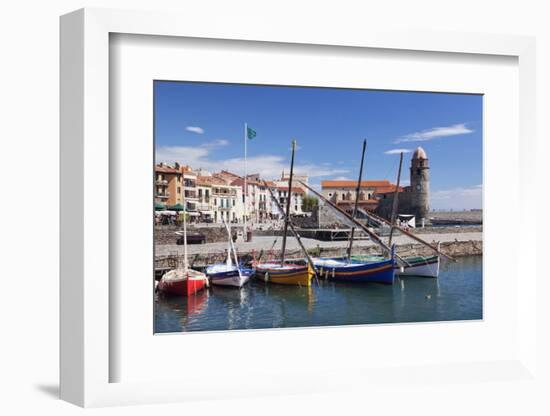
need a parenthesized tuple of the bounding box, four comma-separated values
(206, 219, 252, 288)
(254, 263, 314, 286)
(206, 263, 254, 287)
(350, 254, 440, 278)
(396, 255, 439, 278)
(157, 268, 208, 296)
(157, 190, 208, 296)
(313, 255, 395, 284)
(254, 140, 318, 287)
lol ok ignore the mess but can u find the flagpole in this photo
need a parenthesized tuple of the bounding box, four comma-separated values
(244, 122, 248, 241)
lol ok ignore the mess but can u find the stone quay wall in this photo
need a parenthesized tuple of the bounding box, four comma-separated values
(155, 239, 482, 271)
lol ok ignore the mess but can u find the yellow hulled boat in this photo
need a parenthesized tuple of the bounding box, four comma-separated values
(254, 263, 313, 287)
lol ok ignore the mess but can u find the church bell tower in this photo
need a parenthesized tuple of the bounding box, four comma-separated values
(410, 147, 430, 220)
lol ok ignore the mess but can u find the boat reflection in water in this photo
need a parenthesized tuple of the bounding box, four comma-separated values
(155, 289, 209, 332)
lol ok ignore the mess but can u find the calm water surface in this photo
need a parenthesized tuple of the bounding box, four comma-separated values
(154, 255, 482, 333)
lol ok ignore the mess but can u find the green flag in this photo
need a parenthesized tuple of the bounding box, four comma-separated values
(247, 126, 257, 140)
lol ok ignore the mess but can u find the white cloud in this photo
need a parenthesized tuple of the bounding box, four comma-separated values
(201, 139, 229, 148)
(185, 126, 205, 134)
(384, 148, 412, 155)
(430, 184, 482, 210)
(394, 123, 474, 143)
(156, 140, 350, 180)
(332, 176, 352, 181)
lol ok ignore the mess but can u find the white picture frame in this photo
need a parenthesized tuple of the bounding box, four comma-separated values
(60, 8, 538, 408)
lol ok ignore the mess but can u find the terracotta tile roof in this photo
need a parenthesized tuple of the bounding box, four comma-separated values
(321, 180, 391, 188)
(277, 185, 305, 194)
(230, 177, 262, 186)
(375, 185, 405, 194)
(197, 175, 226, 186)
(196, 176, 213, 186)
(338, 199, 379, 204)
(155, 164, 180, 174)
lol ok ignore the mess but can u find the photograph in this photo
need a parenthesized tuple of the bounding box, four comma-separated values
(153, 81, 483, 333)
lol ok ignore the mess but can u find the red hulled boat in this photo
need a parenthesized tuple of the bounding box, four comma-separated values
(157, 268, 207, 296)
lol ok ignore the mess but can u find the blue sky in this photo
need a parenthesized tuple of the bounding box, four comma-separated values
(155, 81, 483, 210)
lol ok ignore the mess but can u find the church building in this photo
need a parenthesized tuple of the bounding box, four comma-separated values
(320, 147, 430, 223)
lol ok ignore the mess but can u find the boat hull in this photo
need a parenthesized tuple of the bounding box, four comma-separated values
(157, 269, 207, 296)
(206, 265, 253, 288)
(314, 258, 395, 284)
(255, 263, 313, 286)
(397, 255, 439, 278)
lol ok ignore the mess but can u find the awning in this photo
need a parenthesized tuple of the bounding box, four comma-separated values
(188, 212, 200, 216)
(167, 203, 185, 211)
(156, 210, 177, 215)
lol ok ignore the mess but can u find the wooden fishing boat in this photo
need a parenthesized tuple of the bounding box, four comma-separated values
(157, 192, 208, 296)
(313, 256, 395, 284)
(205, 220, 252, 288)
(254, 140, 318, 287)
(206, 263, 254, 287)
(254, 263, 314, 286)
(396, 255, 439, 277)
(157, 268, 207, 296)
(350, 254, 440, 278)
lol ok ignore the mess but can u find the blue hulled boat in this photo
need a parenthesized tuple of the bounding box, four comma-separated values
(312, 255, 395, 284)
(206, 263, 254, 287)
(205, 219, 252, 288)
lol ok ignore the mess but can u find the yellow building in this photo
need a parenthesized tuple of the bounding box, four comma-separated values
(154, 163, 198, 215)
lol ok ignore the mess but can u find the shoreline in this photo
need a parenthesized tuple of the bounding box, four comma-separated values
(155, 231, 482, 270)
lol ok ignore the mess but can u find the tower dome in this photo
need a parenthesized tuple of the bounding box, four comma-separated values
(412, 146, 427, 160)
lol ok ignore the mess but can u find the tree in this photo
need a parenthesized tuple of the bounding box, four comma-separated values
(301, 195, 318, 212)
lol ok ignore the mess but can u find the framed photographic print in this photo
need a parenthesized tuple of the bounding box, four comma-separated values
(60, 8, 538, 408)
(152, 81, 483, 335)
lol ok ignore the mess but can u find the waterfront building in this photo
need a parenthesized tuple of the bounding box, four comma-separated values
(198, 173, 244, 223)
(272, 183, 305, 217)
(376, 147, 430, 221)
(154, 163, 200, 219)
(181, 165, 198, 215)
(281, 170, 309, 195)
(196, 177, 214, 221)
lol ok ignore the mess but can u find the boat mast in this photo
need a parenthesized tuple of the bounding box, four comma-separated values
(226, 222, 232, 267)
(182, 183, 188, 272)
(388, 152, 403, 247)
(346, 139, 367, 260)
(264, 181, 318, 282)
(222, 217, 241, 278)
(280, 140, 296, 265)
(243, 122, 248, 242)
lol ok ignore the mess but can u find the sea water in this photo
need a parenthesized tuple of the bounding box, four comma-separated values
(154, 255, 482, 333)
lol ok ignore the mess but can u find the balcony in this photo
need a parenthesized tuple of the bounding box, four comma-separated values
(156, 193, 169, 199)
(156, 179, 168, 186)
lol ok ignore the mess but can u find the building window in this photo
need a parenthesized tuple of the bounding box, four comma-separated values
(177, 187, 181, 194)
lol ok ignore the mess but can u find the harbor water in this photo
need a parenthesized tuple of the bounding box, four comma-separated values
(154, 255, 482, 333)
